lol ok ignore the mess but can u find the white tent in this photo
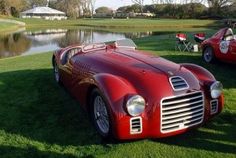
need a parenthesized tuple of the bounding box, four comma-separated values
(21, 7, 67, 20)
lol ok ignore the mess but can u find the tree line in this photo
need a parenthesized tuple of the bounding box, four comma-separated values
(127, 0, 236, 19)
(0, 0, 96, 18)
(0, 0, 235, 19)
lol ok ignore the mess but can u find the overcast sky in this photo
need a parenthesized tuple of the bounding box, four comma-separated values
(95, 0, 153, 10)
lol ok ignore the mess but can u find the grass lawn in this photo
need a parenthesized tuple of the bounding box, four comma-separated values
(0, 35, 235, 157)
(14, 18, 222, 32)
(0, 22, 19, 33)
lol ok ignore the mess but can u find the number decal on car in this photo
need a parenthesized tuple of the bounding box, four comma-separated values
(219, 41, 230, 54)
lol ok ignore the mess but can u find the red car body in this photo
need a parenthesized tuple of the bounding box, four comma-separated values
(202, 27, 236, 63)
(52, 39, 224, 140)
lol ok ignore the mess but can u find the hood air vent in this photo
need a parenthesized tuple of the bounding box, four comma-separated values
(169, 76, 189, 91)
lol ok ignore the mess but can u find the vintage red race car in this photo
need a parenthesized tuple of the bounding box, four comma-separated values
(52, 39, 224, 140)
(202, 27, 236, 63)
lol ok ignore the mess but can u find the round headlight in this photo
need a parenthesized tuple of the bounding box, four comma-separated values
(126, 95, 145, 116)
(210, 81, 223, 98)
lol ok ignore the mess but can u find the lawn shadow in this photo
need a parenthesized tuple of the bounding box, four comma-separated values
(152, 112, 236, 154)
(0, 69, 104, 147)
(0, 145, 76, 158)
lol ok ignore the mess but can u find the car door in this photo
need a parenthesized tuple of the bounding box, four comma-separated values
(70, 53, 93, 103)
(229, 39, 236, 62)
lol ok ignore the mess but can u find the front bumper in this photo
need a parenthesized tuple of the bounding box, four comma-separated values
(112, 92, 224, 140)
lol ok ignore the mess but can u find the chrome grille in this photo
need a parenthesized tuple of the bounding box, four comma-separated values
(130, 117, 142, 134)
(161, 91, 204, 133)
(210, 100, 218, 115)
(169, 76, 189, 91)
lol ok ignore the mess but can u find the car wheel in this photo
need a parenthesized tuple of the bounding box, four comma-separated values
(90, 88, 111, 138)
(53, 58, 61, 83)
(203, 46, 216, 63)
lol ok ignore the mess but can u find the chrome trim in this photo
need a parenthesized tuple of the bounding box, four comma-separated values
(130, 117, 142, 134)
(160, 91, 204, 133)
(169, 76, 189, 91)
(210, 99, 218, 115)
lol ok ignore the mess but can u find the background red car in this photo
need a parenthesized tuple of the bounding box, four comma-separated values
(202, 27, 236, 63)
(52, 39, 224, 140)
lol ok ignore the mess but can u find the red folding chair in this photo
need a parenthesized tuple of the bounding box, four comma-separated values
(175, 33, 192, 52)
(194, 33, 205, 43)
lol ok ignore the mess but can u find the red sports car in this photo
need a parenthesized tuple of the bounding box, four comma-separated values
(202, 27, 236, 63)
(52, 39, 224, 140)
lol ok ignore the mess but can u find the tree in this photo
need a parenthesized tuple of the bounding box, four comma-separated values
(131, 0, 144, 12)
(95, 6, 112, 14)
(89, 0, 96, 17)
(0, 0, 27, 16)
(53, 0, 80, 18)
(0, 0, 10, 15)
(206, 0, 234, 16)
(28, 0, 48, 7)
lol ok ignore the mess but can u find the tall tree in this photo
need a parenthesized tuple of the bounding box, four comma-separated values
(131, 0, 144, 12)
(54, 0, 80, 18)
(0, 0, 27, 16)
(0, 0, 10, 15)
(207, 0, 234, 16)
(28, 0, 48, 7)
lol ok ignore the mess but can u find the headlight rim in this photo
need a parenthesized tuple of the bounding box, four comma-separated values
(210, 81, 223, 99)
(126, 95, 146, 117)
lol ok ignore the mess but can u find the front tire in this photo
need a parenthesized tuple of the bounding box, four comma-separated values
(90, 88, 112, 139)
(202, 46, 216, 63)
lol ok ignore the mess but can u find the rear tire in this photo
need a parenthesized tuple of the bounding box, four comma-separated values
(90, 88, 112, 139)
(202, 46, 216, 63)
(53, 58, 61, 84)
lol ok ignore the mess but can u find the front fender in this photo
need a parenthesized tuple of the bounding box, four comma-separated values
(92, 73, 138, 138)
(181, 63, 224, 121)
(181, 63, 215, 83)
(93, 73, 137, 114)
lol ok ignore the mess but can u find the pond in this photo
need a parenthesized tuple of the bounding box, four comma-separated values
(0, 28, 155, 59)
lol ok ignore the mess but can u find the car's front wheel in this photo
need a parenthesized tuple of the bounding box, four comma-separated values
(203, 46, 216, 63)
(90, 88, 111, 139)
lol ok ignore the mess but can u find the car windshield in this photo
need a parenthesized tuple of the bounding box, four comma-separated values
(82, 39, 137, 52)
(115, 39, 137, 49)
(82, 43, 106, 52)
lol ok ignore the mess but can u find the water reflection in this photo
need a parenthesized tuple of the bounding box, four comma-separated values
(0, 28, 153, 58)
(0, 33, 31, 58)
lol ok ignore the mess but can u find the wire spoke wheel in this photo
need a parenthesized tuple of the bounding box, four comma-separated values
(93, 95, 110, 135)
(54, 62, 60, 82)
(203, 47, 214, 63)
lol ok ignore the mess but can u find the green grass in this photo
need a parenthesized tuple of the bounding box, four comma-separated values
(0, 35, 236, 157)
(0, 22, 19, 32)
(14, 18, 222, 32)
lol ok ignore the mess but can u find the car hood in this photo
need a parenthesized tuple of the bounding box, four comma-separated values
(86, 48, 200, 92)
(115, 49, 180, 74)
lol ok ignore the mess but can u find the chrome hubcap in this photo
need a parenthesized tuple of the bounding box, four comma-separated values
(94, 96, 109, 134)
(54, 63, 59, 82)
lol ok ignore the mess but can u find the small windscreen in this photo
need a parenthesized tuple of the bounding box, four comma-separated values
(115, 39, 137, 49)
(83, 43, 106, 52)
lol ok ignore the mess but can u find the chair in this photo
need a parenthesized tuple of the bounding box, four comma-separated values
(194, 33, 205, 43)
(175, 33, 192, 52)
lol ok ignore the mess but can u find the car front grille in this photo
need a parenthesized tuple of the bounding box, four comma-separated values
(169, 76, 189, 91)
(161, 91, 204, 133)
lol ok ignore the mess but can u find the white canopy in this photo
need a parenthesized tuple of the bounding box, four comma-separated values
(21, 7, 65, 15)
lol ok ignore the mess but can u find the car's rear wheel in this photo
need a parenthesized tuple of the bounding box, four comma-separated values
(53, 58, 61, 83)
(90, 88, 111, 138)
(203, 46, 216, 63)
